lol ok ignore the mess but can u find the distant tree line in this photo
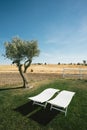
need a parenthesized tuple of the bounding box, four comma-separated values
(32, 60, 87, 66)
(33, 60, 87, 66)
(57, 60, 87, 66)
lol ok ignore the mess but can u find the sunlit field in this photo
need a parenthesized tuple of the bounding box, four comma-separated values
(0, 64, 87, 87)
(0, 64, 87, 73)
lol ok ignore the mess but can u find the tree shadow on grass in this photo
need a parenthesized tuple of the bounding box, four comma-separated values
(14, 101, 39, 116)
(28, 105, 60, 126)
(0, 86, 24, 91)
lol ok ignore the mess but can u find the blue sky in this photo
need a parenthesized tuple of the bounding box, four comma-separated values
(0, 0, 87, 64)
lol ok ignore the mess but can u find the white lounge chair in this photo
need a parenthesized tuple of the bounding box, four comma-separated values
(47, 90, 75, 116)
(28, 88, 59, 108)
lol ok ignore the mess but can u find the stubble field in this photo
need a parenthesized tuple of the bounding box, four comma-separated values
(0, 64, 87, 87)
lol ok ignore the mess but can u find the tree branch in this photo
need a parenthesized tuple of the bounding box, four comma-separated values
(24, 59, 32, 73)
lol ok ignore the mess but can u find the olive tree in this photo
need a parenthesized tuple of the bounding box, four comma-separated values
(83, 60, 86, 66)
(4, 37, 40, 88)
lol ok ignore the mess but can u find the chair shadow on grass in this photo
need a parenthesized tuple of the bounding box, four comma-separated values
(14, 101, 60, 125)
(14, 101, 39, 116)
(28, 104, 60, 126)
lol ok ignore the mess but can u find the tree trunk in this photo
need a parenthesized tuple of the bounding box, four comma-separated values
(18, 65, 30, 88)
(22, 73, 30, 88)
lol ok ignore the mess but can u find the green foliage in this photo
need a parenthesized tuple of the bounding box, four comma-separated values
(4, 37, 40, 65)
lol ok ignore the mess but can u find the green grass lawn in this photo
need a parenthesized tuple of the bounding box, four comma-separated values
(0, 79, 87, 130)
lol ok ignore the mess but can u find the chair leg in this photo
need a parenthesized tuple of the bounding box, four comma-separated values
(50, 105, 53, 110)
(44, 102, 47, 108)
(33, 101, 35, 105)
(65, 107, 67, 116)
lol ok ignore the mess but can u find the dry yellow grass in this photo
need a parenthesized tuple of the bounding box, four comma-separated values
(0, 64, 87, 87)
(0, 64, 87, 73)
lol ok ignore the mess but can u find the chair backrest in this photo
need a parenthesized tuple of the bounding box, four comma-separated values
(29, 88, 59, 103)
(35, 88, 59, 101)
(49, 90, 75, 108)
